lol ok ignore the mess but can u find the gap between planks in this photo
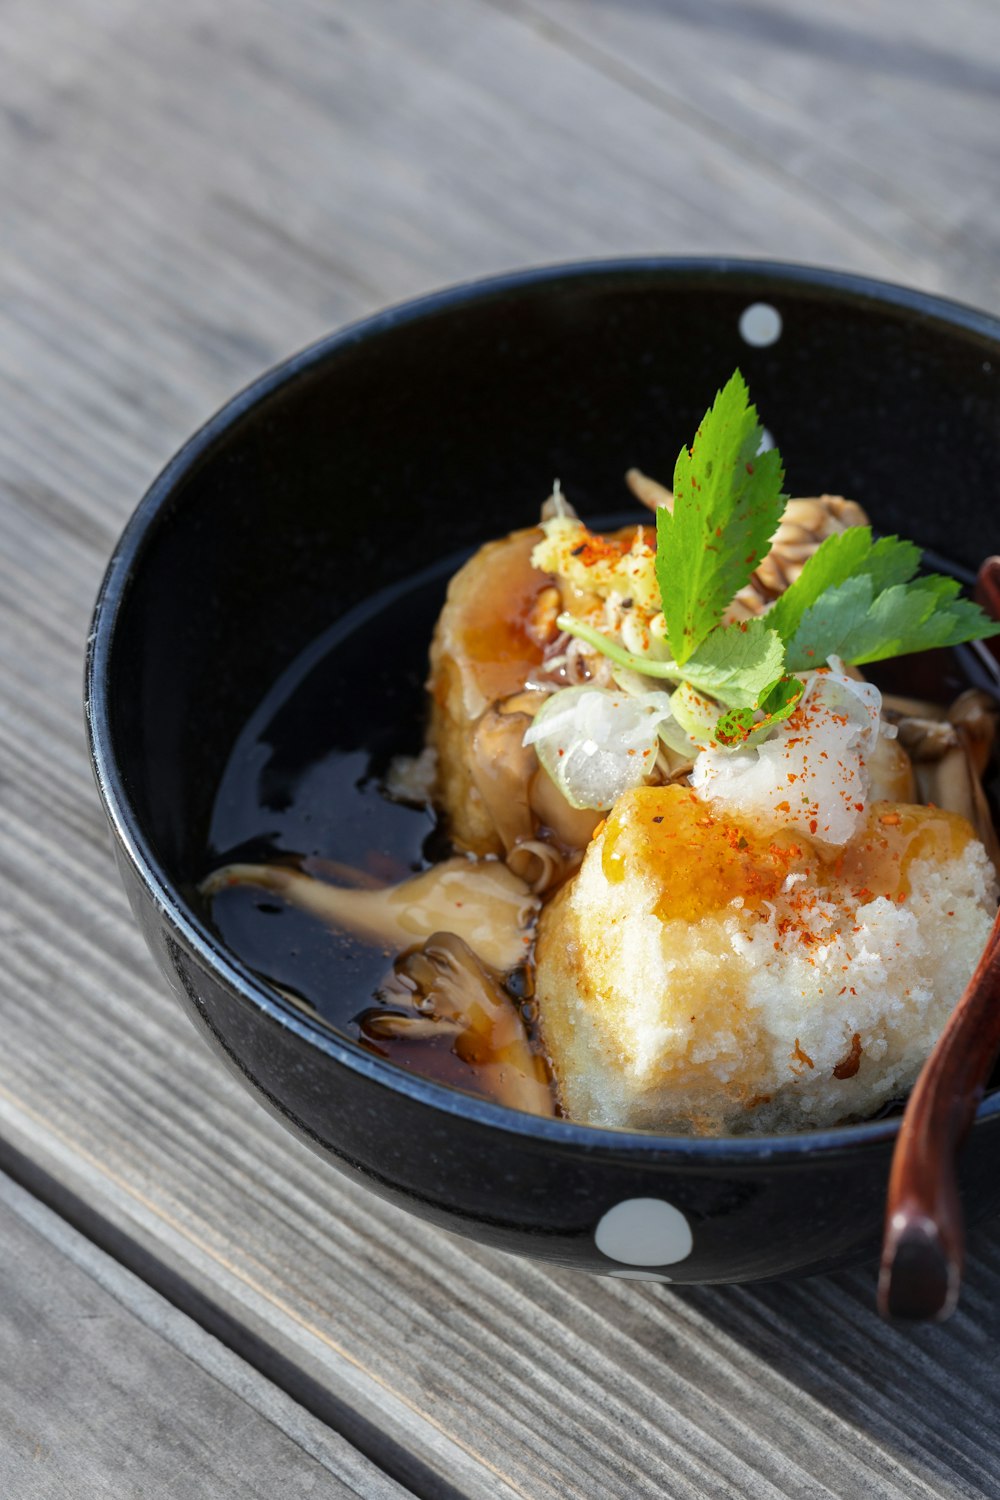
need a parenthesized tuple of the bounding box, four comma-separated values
(0, 1167, 411, 1500)
(0, 1105, 527, 1500)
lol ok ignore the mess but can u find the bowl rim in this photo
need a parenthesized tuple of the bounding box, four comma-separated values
(85, 254, 1000, 1165)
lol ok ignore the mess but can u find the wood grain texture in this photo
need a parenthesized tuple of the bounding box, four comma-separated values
(505, 0, 1000, 311)
(0, 1171, 409, 1500)
(2, 1, 1000, 1497)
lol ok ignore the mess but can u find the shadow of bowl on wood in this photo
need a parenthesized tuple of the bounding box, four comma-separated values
(85, 258, 1000, 1287)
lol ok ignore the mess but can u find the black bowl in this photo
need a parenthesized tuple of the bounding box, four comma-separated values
(86, 259, 1000, 1286)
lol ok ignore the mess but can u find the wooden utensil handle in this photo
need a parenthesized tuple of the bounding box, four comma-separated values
(878, 912, 1000, 1319)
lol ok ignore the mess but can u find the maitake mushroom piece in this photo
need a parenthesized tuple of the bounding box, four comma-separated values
(883, 689, 1000, 872)
(360, 932, 554, 1116)
(201, 855, 538, 973)
(624, 467, 674, 511)
(465, 698, 601, 890)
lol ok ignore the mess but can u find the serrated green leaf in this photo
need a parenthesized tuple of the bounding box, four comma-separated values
(784, 574, 1000, 670)
(766, 527, 874, 643)
(713, 705, 755, 745)
(656, 370, 786, 666)
(715, 673, 804, 747)
(558, 371, 1000, 760)
(907, 572, 962, 605)
(681, 618, 786, 708)
(766, 528, 927, 647)
(759, 674, 806, 720)
(864, 535, 922, 592)
(855, 585, 1000, 664)
(782, 574, 874, 668)
(742, 675, 805, 746)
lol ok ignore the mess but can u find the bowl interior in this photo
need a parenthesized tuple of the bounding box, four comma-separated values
(98, 260, 1000, 1060)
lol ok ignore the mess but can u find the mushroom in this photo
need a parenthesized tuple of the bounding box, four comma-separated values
(948, 689, 998, 777)
(361, 1013, 461, 1041)
(881, 693, 947, 723)
(655, 742, 696, 785)
(359, 932, 554, 1116)
(540, 483, 578, 522)
(201, 855, 538, 973)
(625, 467, 674, 512)
(888, 691, 1000, 873)
(464, 701, 578, 892)
(468, 705, 537, 857)
(528, 765, 602, 853)
(867, 731, 917, 803)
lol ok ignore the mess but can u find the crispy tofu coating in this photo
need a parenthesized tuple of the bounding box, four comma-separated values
(535, 785, 996, 1135)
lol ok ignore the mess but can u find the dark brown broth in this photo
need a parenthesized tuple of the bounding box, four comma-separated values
(204, 562, 445, 997)
(200, 553, 552, 1101)
(200, 540, 1000, 1114)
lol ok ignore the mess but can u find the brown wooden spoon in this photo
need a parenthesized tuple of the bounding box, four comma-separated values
(878, 907, 1000, 1319)
(878, 554, 1000, 1321)
(974, 554, 1000, 637)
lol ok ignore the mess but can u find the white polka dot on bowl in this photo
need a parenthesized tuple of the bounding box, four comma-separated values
(739, 302, 782, 347)
(594, 1197, 693, 1267)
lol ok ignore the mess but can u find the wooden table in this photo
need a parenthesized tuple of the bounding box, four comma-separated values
(3, 2, 1000, 1495)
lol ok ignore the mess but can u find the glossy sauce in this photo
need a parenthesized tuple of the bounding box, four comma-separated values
(204, 565, 446, 1017)
(601, 784, 974, 924)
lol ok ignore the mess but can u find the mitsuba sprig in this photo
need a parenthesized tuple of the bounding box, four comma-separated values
(557, 370, 1000, 747)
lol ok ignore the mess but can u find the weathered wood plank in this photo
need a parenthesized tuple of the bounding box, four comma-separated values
(1, 1, 1000, 1498)
(502, 0, 1000, 310)
(4, 1081, 1000, 1500)
(0, 1171, 409, 1500)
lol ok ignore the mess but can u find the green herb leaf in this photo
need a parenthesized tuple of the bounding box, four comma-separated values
(714, 674, 804, 747)
(767, 524, 1000, 670)
(555, 612, 789, 724)
(757, 674, 806, 720)
(863, 534, 923, 592)
(766, 527, 872, 643)
(744, 675, 805, 745)
(766, 527, 921, 645)
(656, 370, 786, 666)
(680, 618, 786, 708)
(568, 372, 1000, 762)
(713, 705, 755, 745)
